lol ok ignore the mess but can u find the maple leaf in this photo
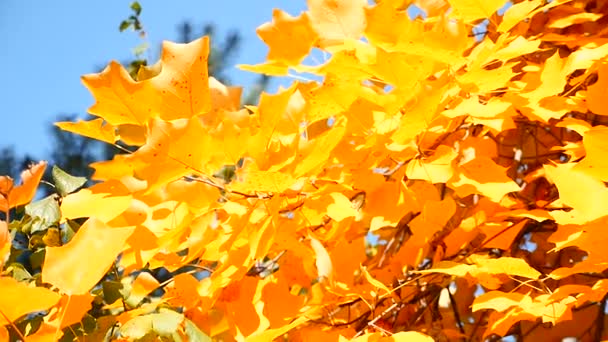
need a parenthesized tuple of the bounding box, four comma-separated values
(83, 37, 211, 126)
(55, 118, 116, 144)
(151, 37, 212, 120)
(447, 0, 507, 22)
(82, 61, 154, 126)
(307, 0, 367, 47)
(257, 9, 318, 65)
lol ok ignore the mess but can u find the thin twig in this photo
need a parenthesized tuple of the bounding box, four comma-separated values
(447, 286, 466, 338)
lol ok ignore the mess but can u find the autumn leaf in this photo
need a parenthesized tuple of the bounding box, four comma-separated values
(257, 9, 318, 65)
(0, 277, 60, 324)
(544, 163, 608, 223)
(82, 61, 154, 126)
(55, 118, 116, 144)
(307, 0, 367, 47)
(450, 156, 520, 202)
(61, 188, 132, 223)
(42, 218, 135, 295)
(418, 256, 541, 279)
(150, 37, 212, 120)
(447, 0, 508, 22)
(309, 235, 333, 281)
(0, 161, 47, 211)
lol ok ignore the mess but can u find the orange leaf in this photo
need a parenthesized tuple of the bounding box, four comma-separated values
(151, 37, 212, 120)
(450, 156, 520, 202)
(0, 277, 60, 324)
(131, 272, 160, 298)
(82, 61, 154, 125)
(49, 294, 95, 329)
(0, 161, 47, 211)
(42, 218, 135, 295)
(0, 221, 10, 269)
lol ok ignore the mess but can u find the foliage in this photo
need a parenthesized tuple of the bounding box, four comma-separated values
(4, 0, 608, 340)
(0, 3, 264, 191)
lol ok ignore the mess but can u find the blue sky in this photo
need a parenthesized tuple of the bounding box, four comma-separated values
(0, 1, 307, 158)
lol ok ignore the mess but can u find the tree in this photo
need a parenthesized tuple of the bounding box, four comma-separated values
(5, 0, 608, 341)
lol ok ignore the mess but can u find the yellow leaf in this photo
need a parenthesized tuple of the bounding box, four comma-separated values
(326, 192, 358, 222)
(294, 120, 346, 177)
(418, 256, 541, 279)
(447, 0, 507, 22)
(151, 37, 212, 120)
(309, 235, 333, 281)
(42, 218, 135, 295)
(574, 126, 608, 181)
(61, 188, 132, 223)
(471, 255, 542, 279)
(231, 170, 296, 194)
(55, 118, 116, 144)
(257, 9, 318, 65)
(308, 0, 367, 47)
(545, 163, 608, 223)
(548, 12, 603, 29)
(472, 291, 527, 312)
(349, 331, 434, 342)
(361, 266, 394, 298)
(497, 0, 541, 32)
(405, 145, 458, 183)
(391, 331, 435, 342)
(82, 61, 154, 126)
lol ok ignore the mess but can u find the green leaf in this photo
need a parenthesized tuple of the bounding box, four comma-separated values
(130, 1, 142, 16)
(62, 220, 77, 244)
(29, 248, 46, 271)
(51, 165, 87, 197)
(25, 195, 60, 234)
(120, 314, 154, 339)
(82, 314, 98, 333)
(131, 42, 149, 57)
(184, 319, 212, 342)
(5, 263, 32, 281)
(119, 20, 132, 32)
(151, 309, 184, 337)
(102, 281, 124, 304)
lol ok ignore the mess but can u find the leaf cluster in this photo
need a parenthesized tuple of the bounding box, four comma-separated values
(5, 0, 608, 341)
